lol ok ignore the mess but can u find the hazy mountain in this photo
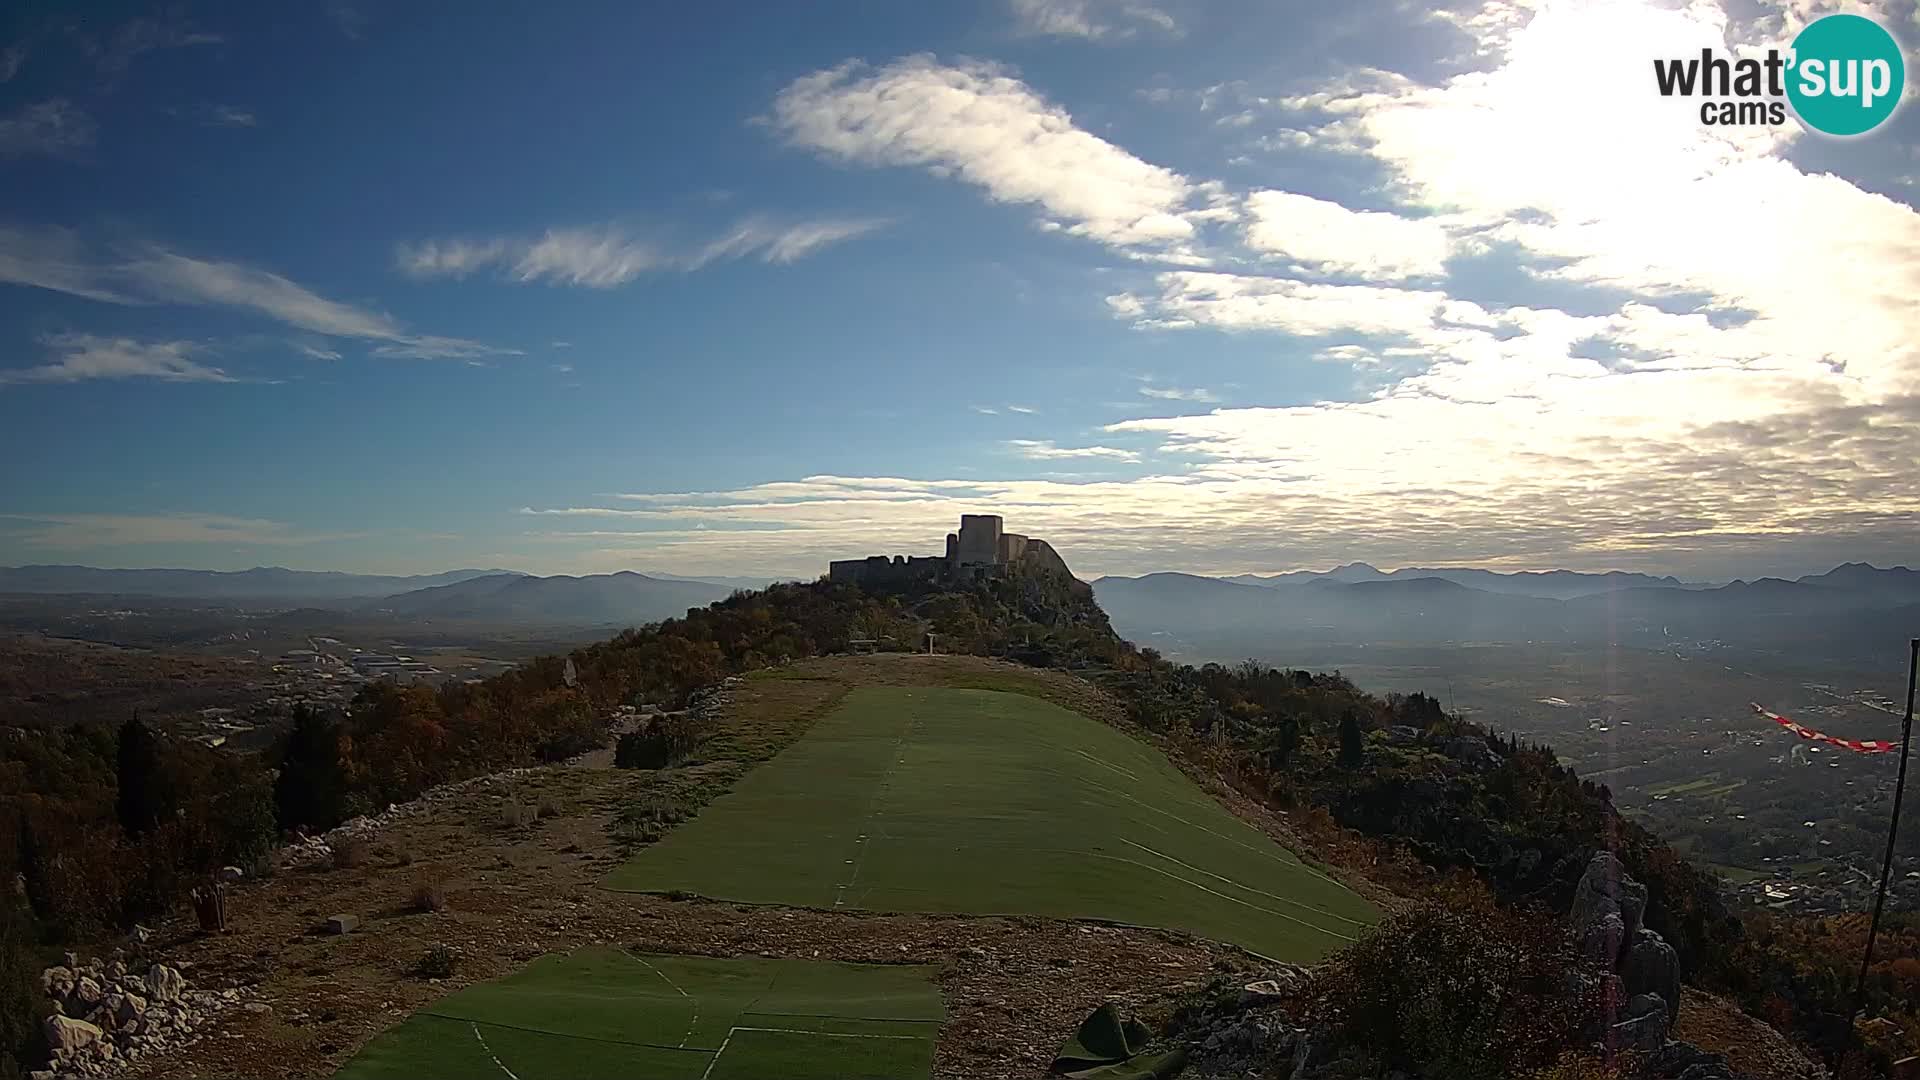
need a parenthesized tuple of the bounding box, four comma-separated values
(0, 565, 521, 602)
(1795, 563, 1920, 601)
(362, 571, 731, 626)
(641, 570, 799, 591)
(1094, 564, 1918, 663)
(1219, 563, 1693, 599)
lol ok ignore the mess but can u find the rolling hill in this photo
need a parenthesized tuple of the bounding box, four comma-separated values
(360, 570, 733, 626)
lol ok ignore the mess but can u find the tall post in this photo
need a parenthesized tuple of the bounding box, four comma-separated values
(1855, 638, 1920, 1019)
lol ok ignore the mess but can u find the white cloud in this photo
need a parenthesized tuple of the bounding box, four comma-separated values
(0, 333, 231, 384)
(0, 226, 505, 359)
(0, 100, 94, 157)
(771, 56, 1226, 256)
(295, 343, 342, 361)
(1243, 191, 1451, 281)
(1006, 404, 1038, 414)
(396, 217, 886, 287)
(1008, 439, 1141, 462)
(1008, 0, 1179, 39)
(1109, 272, 1455, 337)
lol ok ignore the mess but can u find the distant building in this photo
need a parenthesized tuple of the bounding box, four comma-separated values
(828, 514, 1085, 593)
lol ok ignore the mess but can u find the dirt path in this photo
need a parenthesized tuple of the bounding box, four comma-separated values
(129, 657, 1239, 1080)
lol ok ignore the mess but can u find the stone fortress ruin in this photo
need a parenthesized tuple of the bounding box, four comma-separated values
(828, 514, 1082, 591)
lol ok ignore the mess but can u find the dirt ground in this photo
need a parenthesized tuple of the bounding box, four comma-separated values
(128, 656, 1240, 1080)
(120, 654, 1817, 1080)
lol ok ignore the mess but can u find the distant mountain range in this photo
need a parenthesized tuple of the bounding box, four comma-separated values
(1218, 562, 1700, 599)
(358, 571, 732, 626)
(1093, 563, 1920, 663)
(0, 565, 522, 601)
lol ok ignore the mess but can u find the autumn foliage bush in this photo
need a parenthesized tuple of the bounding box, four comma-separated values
(1306, 878, 1604, 1080)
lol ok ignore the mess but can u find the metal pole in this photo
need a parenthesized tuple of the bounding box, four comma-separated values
(1855, 638, 1920, 1019)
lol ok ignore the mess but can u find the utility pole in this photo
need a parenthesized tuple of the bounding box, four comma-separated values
(1855, 638, 1920, 1020)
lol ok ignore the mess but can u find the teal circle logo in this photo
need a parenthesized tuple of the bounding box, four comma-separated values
(1786, 14, 1905, 137)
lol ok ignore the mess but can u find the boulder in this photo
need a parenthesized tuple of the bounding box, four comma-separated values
(44, 1014, 103, 1053)
(41, 965, 73, 997)
(1623, 928, 1682, 1023)
(144, 964, 185, 1004)
(114, 992, 147, 1028)
(71, 975, 104, 1011)
(325, 913, 360, 935)
(1570, 852, 1647, 943)
(1579, 911, 1626, 967)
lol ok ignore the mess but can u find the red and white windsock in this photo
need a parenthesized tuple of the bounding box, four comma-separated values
(1750, 703, 1898, 754)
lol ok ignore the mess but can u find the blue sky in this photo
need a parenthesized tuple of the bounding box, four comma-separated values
(2, 0, 1917, 580)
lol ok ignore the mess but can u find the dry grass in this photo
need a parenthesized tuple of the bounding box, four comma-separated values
(332, 838, 372, 870)
(410, 877, 447, 913)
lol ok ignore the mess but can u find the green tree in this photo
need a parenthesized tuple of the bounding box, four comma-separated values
(0, 895, 45, 1080)
(115, 716, 165, 836)
(275, 707, 348, 832)
(1338, 710, 1364, 768)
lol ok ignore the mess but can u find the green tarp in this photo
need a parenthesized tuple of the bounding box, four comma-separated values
(1052, 1003, 1187, 1079)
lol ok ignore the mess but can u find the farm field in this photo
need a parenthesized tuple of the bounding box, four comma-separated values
(333, 948, 944, 1080)
(606, 686, 1376, 962)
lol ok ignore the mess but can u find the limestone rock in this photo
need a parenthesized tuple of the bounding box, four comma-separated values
(41, 966, 73, 997)
(1570, 852, 1647, 946)
(44, 1014, 103, 1053)
(71, 975, 104, 1011)
(1623, 928, 1682, 1023)
(325, 913, 359, 935)
(1579, 911, 1626, 967)
(144, 964, 185, 1004)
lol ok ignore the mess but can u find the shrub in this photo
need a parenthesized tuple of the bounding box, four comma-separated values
(414, 943, 456, 980)
(1308, 879, 1602, 1080)
(536, 793, 561, 819)
(410, 878, 447, 913)
(331, 838, 372, 870)
(500, 801, 531, 829)
(1, 897, 49, 1080)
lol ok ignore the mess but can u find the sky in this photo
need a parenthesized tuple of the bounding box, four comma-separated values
(1, 0, 1917, 582)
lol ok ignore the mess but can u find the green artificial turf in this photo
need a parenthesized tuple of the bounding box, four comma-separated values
(333, 949, 942, 1080)
(607, 686, 1376, 961)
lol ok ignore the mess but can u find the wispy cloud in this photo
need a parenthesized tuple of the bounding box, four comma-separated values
(77, 16, 222, 76)
(1138, 384, 1217, 402)
(770, 56, 1230, 260)
(1008, 439, 1141, 462)
(1006, 404, 1038, 414)
(0, 512, 357, 549)
(200, 105, 258, 128)
(0, 100, 95, 158)
(395, 217, 888, 288)
(0, 225, 507, 359)
(1008, 0, 1180, 40)
(0, 333, 232, 385)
